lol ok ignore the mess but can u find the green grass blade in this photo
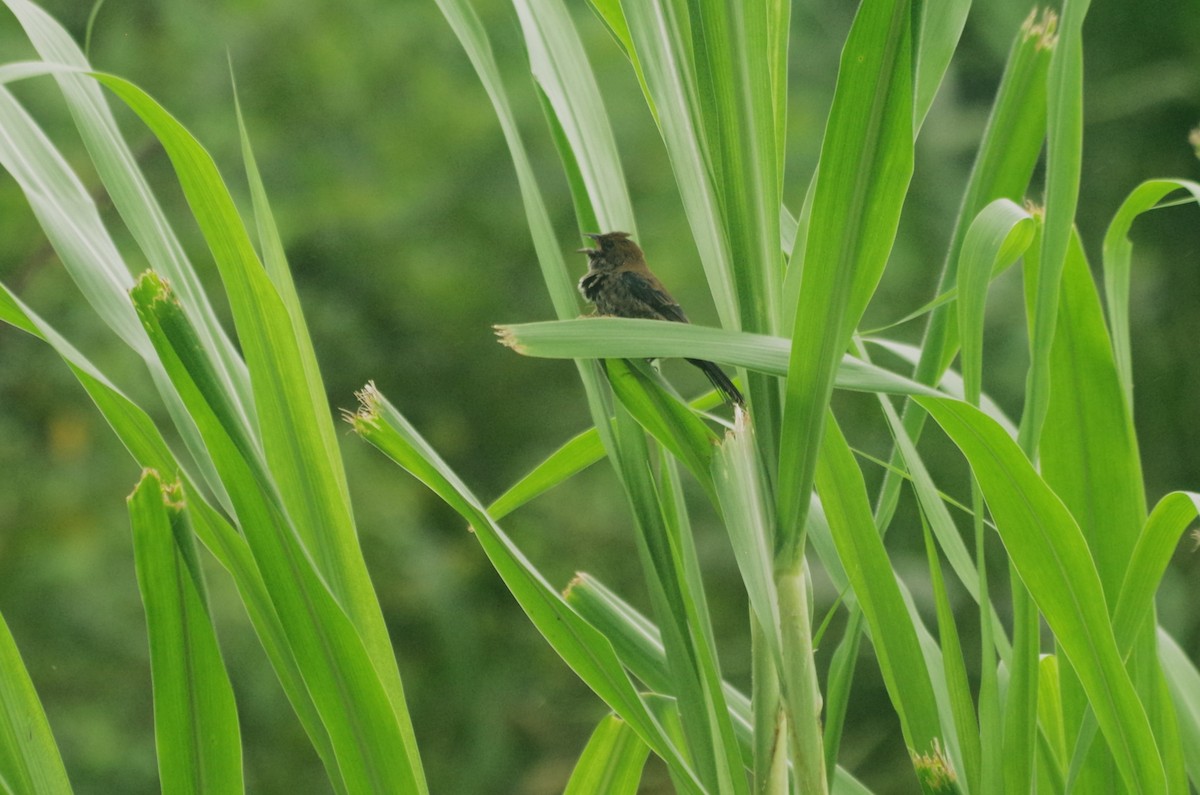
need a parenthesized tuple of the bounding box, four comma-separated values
(777, 0, 914, 562)
(486, 389, 726, 521)
(128, 471, 243, 795)
(1037, 655, 1068, 784)
(1158, 630, 1200, 787)
(0, 611, 72, 795)
(913, 0, 970, 130)
(1040, 229, 1179, 790)
(815, 414, 943, 768)
(228, 89, 423, 770)
(604, 359, 719, 493)
(917, 396, 1167, 794)
(873, 10, 1054, 533)
(612, 409, 745, 794)
(488, 427, 606, 520)
(433, 0, 620, 464)
(1042, 230, 1146, 598)
(920, 517, 979, 794)
(563, 715, 650, 795)
(862, 338, 1018, 437)
(618, 0, 738, 326)
(955, 199, 1035, 404)
(712, 414, 782, 667)
(585, 0, 656, 125)
(564, 573, 755, 754)
(1111, 492, 1200, 652)
(349, 385, 705, 792)
(1021, 0, 1089, 455)
(1101, 179, 1200, 410)
(0, 287, 345, 792)
(4, 0, 253, 416)
(0, 82, 229, 506)
(875, 388, 1010, 661)
(512, 0, 636, 232)
(132, 274, 423, 792)
(690, 0, 783, 338)
(499, 318, 948, 399)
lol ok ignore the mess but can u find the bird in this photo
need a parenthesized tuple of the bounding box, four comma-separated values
(577, 231, 745, 408)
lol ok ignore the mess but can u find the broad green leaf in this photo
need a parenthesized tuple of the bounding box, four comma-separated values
(1039, 229, 1180, 791)
(563, 715, 649, 795)
(1056, 489, 1198, 794)
(0, 610, 72, 795)
(498, 318, 944, 398)
(77, 69, 423, 769)
(128, 471, 243, 795)
(918, 396, 1166, 794)
(1042, 230, 1146, 598)
(778, 0, 914, 562)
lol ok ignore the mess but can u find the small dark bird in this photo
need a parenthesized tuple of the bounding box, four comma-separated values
(577, 231, 744, 408)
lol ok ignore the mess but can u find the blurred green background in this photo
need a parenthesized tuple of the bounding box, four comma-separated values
(0, 1, 1197, 792)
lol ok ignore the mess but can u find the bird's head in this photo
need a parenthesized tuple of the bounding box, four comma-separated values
(578, 231, 643, 269)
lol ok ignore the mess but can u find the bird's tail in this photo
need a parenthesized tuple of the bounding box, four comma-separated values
(687, 358, 745, 408)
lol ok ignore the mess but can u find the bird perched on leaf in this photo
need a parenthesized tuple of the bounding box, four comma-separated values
(577, 231, 745, 408)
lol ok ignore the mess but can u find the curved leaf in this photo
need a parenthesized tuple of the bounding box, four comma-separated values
(918, 396, 1166, 794)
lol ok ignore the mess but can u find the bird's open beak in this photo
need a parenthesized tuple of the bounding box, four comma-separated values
(577, 247, 598, 255)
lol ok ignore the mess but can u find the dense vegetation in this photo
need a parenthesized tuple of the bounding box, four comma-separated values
(1, 0, 1198, 792)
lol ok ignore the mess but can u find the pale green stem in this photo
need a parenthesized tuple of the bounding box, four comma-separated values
(777, 564, 828, 794)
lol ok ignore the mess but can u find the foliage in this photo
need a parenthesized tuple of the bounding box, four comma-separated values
(0, 0, 1198, 793)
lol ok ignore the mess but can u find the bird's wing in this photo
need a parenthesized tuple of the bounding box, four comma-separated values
(579, 271, 604, 302)
(620, 270, 689, 323)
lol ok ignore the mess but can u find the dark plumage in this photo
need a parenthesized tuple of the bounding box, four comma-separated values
(577, 231, 744, 408)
